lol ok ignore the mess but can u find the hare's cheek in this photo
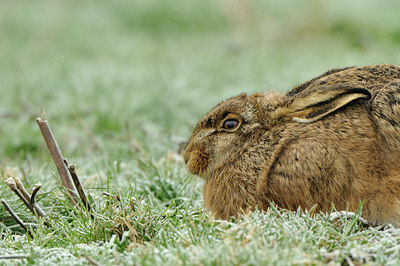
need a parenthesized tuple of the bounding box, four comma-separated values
(186, 150, 209, 177)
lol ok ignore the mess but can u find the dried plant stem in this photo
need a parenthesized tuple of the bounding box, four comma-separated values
(36, 117, 78, 204)
(30, 184, 47, 218)
(5, 178, 35, 214)
(4, 178, 50, 227)
(15, 178, 31, 202)
(68, 164, 91, 211)
(37, 114, 91, 212)
(1, 199, 32, 237)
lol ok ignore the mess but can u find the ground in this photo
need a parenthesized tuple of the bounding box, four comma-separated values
(1, 0, 400, 265)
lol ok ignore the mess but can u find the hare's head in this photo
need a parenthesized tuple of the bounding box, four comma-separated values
(184, 82, 371, 180)
(183, 92, 283, 178)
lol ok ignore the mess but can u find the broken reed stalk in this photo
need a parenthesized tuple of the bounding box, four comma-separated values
(5, 178, 35, 214)
(4, 177, 50, 227)
(30, 184, 46, 218)
(15, 178, 31, 202)
(68, 163, 91, 211)
(36, 116, 78, 205)
(1, 199, 33, 238)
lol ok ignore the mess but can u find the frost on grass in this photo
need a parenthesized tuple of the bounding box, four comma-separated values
(146, 209, 400, 265)
(2, 196, 400, 265)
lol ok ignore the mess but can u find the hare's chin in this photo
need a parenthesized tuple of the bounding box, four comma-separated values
(185, 150, 209, 177)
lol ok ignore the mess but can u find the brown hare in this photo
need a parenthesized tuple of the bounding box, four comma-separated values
(184, 64, 400, 225)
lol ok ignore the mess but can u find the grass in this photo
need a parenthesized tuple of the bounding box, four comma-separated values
(1, 0, 400, 264)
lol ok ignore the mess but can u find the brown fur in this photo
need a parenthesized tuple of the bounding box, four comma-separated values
(184, 64, 400, 225)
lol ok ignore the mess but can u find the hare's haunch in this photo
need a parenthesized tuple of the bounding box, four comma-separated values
(184, 64, 400, 225)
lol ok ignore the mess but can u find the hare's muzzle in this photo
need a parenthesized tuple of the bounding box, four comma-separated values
(183, 144, 209, 177)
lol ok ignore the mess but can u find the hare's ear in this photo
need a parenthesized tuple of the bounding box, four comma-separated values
(280, 86, 371, 123)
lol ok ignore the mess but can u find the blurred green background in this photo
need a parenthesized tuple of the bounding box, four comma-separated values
(1, 0, 400, 166)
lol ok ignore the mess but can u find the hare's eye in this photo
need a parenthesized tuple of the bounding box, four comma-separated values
(222, 119, 239, 131)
